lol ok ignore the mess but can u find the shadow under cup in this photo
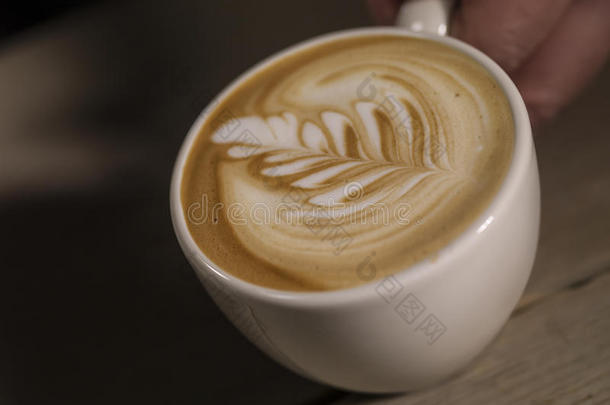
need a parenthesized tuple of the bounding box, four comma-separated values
(170, 27, 540, 392)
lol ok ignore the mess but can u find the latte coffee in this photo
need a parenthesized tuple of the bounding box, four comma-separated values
(181, 34, 514, 291)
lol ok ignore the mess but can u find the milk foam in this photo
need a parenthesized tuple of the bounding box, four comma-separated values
(182, 35, 514, 291)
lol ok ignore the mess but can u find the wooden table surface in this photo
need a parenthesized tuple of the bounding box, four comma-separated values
(1, 1, 608, 404)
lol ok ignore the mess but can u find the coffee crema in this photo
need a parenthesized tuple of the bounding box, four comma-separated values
(181, 34, 514, 291)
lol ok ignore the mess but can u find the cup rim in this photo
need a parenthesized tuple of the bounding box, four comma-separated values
(170, 26, 532, 308)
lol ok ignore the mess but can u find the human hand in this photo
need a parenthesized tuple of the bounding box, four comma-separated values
(367, 0, 610, 126)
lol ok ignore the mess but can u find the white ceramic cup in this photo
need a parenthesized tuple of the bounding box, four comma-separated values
(170, 0, 540, 393)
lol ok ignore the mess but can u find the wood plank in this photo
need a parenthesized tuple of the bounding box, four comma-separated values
(334, 269, 610, 404)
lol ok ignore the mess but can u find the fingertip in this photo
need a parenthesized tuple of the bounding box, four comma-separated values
(366, 0, 402, 25)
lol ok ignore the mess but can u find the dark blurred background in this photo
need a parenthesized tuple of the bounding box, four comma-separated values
(0, 1, 608, 404)
(0, 1, 99, 38)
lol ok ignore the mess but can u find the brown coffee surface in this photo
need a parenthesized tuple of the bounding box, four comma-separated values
(181, 34, 514, 291)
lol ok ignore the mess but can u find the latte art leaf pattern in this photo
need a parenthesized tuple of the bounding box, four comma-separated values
(212, 102, 459, 214)
(182, 35, 514, 291)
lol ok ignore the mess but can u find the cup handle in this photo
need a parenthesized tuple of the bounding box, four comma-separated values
(395, 0, 455, 36)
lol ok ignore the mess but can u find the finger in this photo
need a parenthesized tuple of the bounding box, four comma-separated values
(512, 0, 610, 125)
(452, 0, 574, 72)
(366, 0, 402, 25)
